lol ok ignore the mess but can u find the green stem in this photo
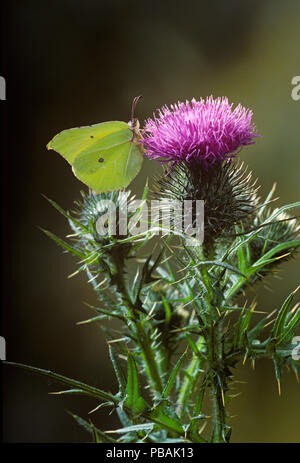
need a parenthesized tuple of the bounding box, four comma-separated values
(198, 244, 227, 443)
(177, 338, 204, 420)
(211, 374, 226, 442)
(208, 321, 227, 443)
(113, 255, 163, 395)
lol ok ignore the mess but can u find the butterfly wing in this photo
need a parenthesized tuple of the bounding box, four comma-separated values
(47, 121, 143, 192)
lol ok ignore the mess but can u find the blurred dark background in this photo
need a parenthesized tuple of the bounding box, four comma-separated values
(1, 0, 300, 442)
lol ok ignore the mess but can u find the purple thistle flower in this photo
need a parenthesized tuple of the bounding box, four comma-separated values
(141, 96, 259, 168)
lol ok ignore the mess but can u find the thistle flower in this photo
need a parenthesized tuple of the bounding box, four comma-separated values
(142, 96, 259, 168)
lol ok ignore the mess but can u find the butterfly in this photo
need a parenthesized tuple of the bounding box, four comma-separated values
(47, 96, 144, 192)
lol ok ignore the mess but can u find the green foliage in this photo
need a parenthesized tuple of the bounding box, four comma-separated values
(6, 177, 300, 443)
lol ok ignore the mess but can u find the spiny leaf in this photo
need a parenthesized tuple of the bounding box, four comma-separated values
(236, 303, 256, 348)
(248, 310, 277, 340)
(279, 306, 300, 344)
(185, 334, 206, 358)
(109, 346, 126, 396)
(256, 240, 300, 265)
(148, 404, 184, 435)
(125, 352, 148, 414)
(4, 361, 116, 403)
(67, 411, 117, 443)
(42, 195, 88, 233)
(272, 287, 299, 342)
(40, 228, 86, 259)
(49, 388, 101, 397)
(192, 260, 248, 279)
(188, 378, 207, 443)
(162, 350, 187, 399)
(107, 423, 155, 434)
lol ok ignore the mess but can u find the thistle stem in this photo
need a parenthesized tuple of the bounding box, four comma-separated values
(198, 243, 228, 442)
(112, 254, 163, 394)
(208, 321, 227, 443)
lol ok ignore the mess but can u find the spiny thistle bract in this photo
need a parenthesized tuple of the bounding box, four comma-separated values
(6, 96, 300, 444)
(153, 161, 258, 240)
(250, 207, 300, 265)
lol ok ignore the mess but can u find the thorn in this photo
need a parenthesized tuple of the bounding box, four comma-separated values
(251, 301, 257, 312)
(198, 421, 207, 435)
(274, 252, 291, 262)
(264, 318, 276, 329)
(88, 274, 98, 283)
(76, 319, 92, 325)
(107, 337, 128, 344)
(267, 309, 277, 319)
(277, 379, 281, 396)
(67, 270, 80, 279)
(228, 392, 242, 399)
(221, 389, 225, 406)
(293, 285, 300, 295)
(88, 404, 103, 414)
(291, 303, 300, 315)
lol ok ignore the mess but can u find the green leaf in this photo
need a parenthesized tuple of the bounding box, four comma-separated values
(162, 350, 187, 399)
(47, 121, 143, 192)
(49, 388, 104, 397)
(224, 201, 300, 262)
(188, 379, 207, 443)
(237, 242, 248, 274)
(279, 306, 300, 344)
(272, 287, 299, 342)
(4, 361, 116, 403)
(248, 310, 277, 339)
(124, 352, 148, 414)
(108, 423, 155, 434)
(42, 195, 88, 233)
(40, 228, 86, 259)
(148, 404, 184, 435)
(235, 304, 255, 348)
(185, 334, 206, 358)
(109, 346, 126, 396)
(252, 241, 300, 270)
(67, 411, 117, 443)
(192, 260, 248, 279)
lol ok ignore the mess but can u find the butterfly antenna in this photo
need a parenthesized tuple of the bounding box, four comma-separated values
(131, 95, 142, 125)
